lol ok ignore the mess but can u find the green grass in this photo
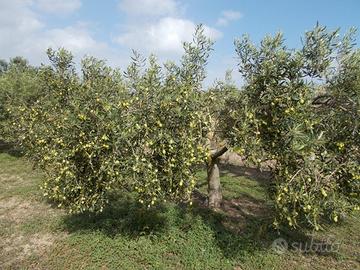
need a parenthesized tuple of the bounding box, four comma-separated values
(195, 164, 270, 201)
(0, 151, 359, 269)
(0, 151, 43, 200)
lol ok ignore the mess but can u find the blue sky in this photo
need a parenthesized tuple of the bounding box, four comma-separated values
(1, 0, 359, 85)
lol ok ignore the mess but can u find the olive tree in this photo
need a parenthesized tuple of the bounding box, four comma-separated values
(0, 57, 40, 141)
(315, 46, 360, 216)
(121, 25, 213, 206)
(14, 49, 132, 212)
(14, 25, 213, 212)
(222, 24, 359, 229)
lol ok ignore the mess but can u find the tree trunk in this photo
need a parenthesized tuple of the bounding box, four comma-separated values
(207, 158, 222, 208)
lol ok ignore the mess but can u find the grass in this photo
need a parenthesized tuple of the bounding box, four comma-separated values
(195, 164, 270, 201)
(0, 150, 43, 200)
(0, 150, 359, 269)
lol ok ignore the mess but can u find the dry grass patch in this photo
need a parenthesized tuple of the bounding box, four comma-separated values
(0, 196, 66, 269)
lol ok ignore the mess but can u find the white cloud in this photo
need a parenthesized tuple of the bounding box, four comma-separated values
(0, 0, 225, 84)
(0, 0, 43, 33)
(115, 0, 222, 59)
(0, 0, 43, 60)
(217, 10, 242, 26)
(116, 17, 222, 56)
(118, 0, 178, 17)
(0, 1, 120, 67)
(35, 0, 81, 15)
(32, 24, 109, 55)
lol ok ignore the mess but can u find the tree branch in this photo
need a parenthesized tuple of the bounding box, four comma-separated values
(312, 94, 333, 106)
(210, 146, 228, 160)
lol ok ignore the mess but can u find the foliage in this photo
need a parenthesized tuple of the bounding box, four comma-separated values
(113, 25, 212, 206)
(0, 59, 8, 74)
(316, 48, 360, 212)
(223, 24, 360, 229)
(0, 57, 40, 140)
(12, 25, 212, 212)
(3, 23, 359, 233)
(204, 71, 239, 147)
(13, 48, 132, 212)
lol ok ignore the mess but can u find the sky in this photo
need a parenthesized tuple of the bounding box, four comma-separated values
(1, 0, 359, 86)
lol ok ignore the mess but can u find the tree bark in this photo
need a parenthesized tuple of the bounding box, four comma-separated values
(207, 158, 222, 208)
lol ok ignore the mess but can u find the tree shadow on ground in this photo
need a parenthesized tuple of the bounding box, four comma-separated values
(59, 187, 337, 261)
(188, 190, 276, 258)
(60, 192, 169, 238)
(0, 140, 23, 157)
(60, 194, 269, 260)
(196, 163, 272, 193)
(219, 163, 272, 187)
